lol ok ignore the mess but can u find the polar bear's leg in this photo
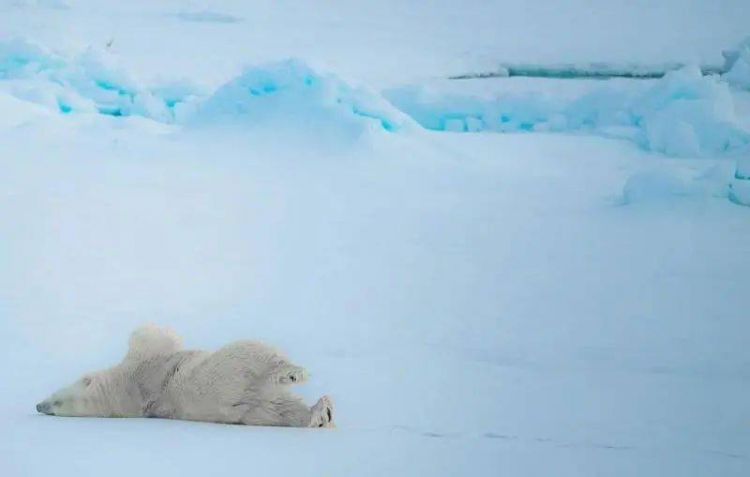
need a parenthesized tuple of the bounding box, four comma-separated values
(266, 364, 308, 385)
(217, 341, 306, 383)
(309, 395, 335, 428)
(239, 392, 312, 427)
(226, 341, 308, 385)
(198, 341, 305, 387)
(238, 393, 334, 428)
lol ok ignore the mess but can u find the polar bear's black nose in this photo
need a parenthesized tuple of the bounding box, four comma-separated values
(36, 402, 51, 414)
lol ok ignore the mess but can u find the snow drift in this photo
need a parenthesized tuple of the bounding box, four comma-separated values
(621, 165, 731, 204)
(191, 59, 413, 134)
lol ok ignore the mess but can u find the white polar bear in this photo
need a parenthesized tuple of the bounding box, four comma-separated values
(36, 324, 335, 428)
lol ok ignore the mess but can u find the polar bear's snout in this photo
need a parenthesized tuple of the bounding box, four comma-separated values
(36, 398, 64, 415)
(36, 401, 53, 415)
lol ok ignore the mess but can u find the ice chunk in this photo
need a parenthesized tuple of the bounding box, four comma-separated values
(632, 66, 748, 156)
(723, 37, 750, 91)
(0, 39, 199, 122)
(0, 38, 64, 79)
(386, 66, 750, 157)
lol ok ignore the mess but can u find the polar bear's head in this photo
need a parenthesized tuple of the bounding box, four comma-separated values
(36, 324, 183, 417)
(36, 372, 112, 417)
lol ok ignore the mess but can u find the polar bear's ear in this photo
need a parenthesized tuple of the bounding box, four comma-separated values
(124, 324, 183, 362)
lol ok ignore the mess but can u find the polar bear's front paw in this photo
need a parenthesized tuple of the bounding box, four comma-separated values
(309, 395, 335, 429)
(269, 365, 308, 385)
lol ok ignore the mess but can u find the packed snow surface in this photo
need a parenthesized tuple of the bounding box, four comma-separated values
(1, 1, 749, 477)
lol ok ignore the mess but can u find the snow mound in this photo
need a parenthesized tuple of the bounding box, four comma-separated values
(622, 165, 731, 204)
(723, 37, 750, 91)
(193, 59, 413, 133)
(0, 38, 200, 122)
(386, 67, 750, 157)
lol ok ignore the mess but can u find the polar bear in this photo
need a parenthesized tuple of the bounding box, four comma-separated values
(35, 324, 335, 428)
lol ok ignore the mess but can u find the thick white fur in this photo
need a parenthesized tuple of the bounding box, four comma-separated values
(125, 323, 183, 361)
(36, 325, 334, 428)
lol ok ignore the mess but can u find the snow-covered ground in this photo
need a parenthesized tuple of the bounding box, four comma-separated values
(1, 1, 749, 476)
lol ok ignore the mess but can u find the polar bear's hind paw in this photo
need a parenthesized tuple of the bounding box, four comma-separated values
(309, 395, 335, 428)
